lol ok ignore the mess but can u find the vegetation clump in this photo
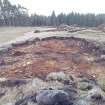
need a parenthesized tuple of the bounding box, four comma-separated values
(34, 30, 40, 33)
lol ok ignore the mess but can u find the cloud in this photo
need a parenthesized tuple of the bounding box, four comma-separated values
(9, 0, 105, 15)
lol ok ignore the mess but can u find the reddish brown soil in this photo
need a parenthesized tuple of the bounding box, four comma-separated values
(0, 37, 105, 79)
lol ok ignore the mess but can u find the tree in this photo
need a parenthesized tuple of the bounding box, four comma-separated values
(57, 13, 66, 25)
(0, 0, 105, 27)
(50, 11, 56, 26)
(2, 0, 11, 25)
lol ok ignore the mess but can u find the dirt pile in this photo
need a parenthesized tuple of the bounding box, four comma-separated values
(57, 24, 86, 32)
(0, 37, 105, 79)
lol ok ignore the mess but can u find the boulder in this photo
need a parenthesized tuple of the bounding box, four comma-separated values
(46, 72, 70, 82)
(87, 87, 105, 102)
(78, 82, 93, 91)
(36, 90, 72, 105)
(34, 30, 40, 33)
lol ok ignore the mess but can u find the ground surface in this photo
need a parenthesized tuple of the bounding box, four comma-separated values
(0, 27, 105, 105)
(0, 36, 105, 79)
(1, 27, 105, 45)
(0, 26, 105, 79)
(0, 27, 35, 44)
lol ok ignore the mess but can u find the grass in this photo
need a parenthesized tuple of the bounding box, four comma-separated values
(0, 27, 34, 44)
(0, 27, 105, 45)
(71, 29, 105, 42)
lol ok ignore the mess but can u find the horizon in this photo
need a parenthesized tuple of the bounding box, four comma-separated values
(9, 0, 105, 16)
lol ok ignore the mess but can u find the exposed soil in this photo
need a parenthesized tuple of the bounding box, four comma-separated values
(0, 37, 105, 79)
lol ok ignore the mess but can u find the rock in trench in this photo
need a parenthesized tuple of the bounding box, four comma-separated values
(36, 90, 73, 105)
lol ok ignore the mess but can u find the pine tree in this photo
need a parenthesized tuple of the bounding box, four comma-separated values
(50, 11, 56, 26)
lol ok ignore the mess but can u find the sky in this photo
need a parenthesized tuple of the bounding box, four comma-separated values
(9, 0, 105, 15)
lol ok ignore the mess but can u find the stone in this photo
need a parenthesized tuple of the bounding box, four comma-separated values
(46, 72, 70, 82)
(34, 30, 40, 33)
(78, 82, 93, 91)
(36, 90, 72, 105)
(15, 93, 37, 105)
(75, 99, 91, 105)
(87, 87, 105, 102)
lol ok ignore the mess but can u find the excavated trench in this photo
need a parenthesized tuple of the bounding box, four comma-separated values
(0, 37, 105, 79)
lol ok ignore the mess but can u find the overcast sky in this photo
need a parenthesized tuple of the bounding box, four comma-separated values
(9, 0, 105, 15)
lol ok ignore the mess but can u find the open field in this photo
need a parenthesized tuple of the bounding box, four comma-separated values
(73, 29, 105, 42)
(1, 27, 105, 46)
(0, 27, 35, 44)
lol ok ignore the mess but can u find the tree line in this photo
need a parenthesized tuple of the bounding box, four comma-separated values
(0, 0, 30, 26)
(0, 0, 105, 27)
